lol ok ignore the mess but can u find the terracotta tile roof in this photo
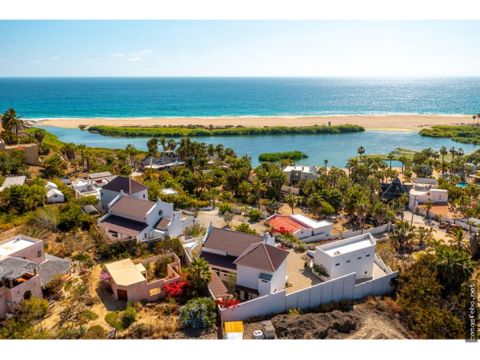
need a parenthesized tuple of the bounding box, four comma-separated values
(110, 196, 155, 219)
(267, 215, 305, 234)
(208, 270, 230, 299)
(98, 214, 148, 237)
(233, 242, 288, 272)
(203, 227, 264, 257)
(155, 217, 171, 231)
(102, 176, 148, 194)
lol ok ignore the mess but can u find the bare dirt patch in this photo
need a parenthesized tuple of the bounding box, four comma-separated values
(244, 301, 412, 340)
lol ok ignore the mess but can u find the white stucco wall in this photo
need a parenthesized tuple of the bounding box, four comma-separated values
(314, 244, 375, 280)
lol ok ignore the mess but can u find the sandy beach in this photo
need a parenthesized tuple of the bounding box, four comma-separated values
(36, 114, 474, 131)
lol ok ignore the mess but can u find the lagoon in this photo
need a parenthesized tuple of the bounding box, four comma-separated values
(41, 126, 479, 168)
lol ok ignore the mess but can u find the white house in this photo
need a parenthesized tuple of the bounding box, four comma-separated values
(200, 226, 289, 301)
(46, 188, 65, 203)
(73, 179, 101, 200)
(408, 177, 448, 209)
(98, 193, 194, 242)
(267, 213, 333, 240)
(100, 176, 149, 210)
(282, 165, 319, 184)
(313, 233, 376, 281)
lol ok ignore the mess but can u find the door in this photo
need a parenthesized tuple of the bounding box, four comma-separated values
(117, 289, 128, 301)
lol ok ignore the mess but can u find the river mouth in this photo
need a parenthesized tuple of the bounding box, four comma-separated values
(39, 126, 479, 168)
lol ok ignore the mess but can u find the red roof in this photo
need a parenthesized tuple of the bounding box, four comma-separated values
(267, 215, 304, 234)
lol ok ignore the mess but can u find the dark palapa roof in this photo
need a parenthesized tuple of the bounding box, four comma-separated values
(233, 242, 288, 272)
(381, 177, 408, 201)
(0, 257, 38, 280)
(102, 176, 148, 194)
(203, 227, 264, 257)
(110, 196, 155, 219)
(98, 214, 148, 237)
(38, 254, 71, 286)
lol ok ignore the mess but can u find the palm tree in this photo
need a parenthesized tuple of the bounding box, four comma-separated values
(434, 245, 475, 293)
(285, 192, 298, 214)
(1, 108, 24, 137)
(146, 137, 159, 157)
(389, 220, 415, 254)
(187, 258, 212, 296)
(439, 146, 447, 174)
(448, 227, 467, 250)
(424, 200, 433, 221)
(357, 146, 365, 159)
(323, 159, 328, 172)
(387, 151, 395, 170)
(251, 178, 267, 206)
(159, 136, 167, 153)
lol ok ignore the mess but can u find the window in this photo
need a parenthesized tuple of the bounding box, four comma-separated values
(357, 256, 362, 260)
(143, 194, 146, 198)
(366, 254, 370, 258)
(364, 271, 368, 274)
(335, 263, 340, 266)
(346, 260, 351, 263)
(158, 210, 163, 216)
(37, 250, 42, 258)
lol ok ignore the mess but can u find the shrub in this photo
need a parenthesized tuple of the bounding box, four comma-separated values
(218, 202, 232, 214)
(105, 312, 123, 330)
(44, 275, 65, 296)
(83, 325, 108, 339)
(78, 309, 99, 324)
(313, 263, 329, 278)
(248, 208, 262, 222)
(235, 222, 257, 234)
(121, 303, 137, 329)
(179, 297, 216, 331)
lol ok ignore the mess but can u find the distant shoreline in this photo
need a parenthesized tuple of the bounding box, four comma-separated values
(35, 114, 474, 131)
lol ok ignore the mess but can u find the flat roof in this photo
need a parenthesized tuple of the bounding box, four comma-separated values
(318, 233, 375, 257)
(0, 235, 39, 258)
(105, 258, 146, 286)
(283, 165, 317, 173)
(291, 214, 332, 229)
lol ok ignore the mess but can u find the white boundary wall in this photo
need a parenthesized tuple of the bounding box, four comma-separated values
(415, 209, 480, 233)
(220, 270, 397, 322)
(301, 223, 392, 243)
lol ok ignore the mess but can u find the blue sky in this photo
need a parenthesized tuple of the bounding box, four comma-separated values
(0, 21, 479, 77)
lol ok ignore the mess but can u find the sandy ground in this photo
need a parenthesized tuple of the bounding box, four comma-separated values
(37, 114, 474, 131)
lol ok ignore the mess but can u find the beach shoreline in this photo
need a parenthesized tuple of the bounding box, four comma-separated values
(35, 114, 474, 131)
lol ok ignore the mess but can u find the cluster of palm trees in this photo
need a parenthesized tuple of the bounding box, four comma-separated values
(1, 108, 26, 144)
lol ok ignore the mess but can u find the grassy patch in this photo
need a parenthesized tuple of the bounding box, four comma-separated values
(87, 124, 365, 138)
(258, 150, 308, 162)
(419, 125, 480, 145)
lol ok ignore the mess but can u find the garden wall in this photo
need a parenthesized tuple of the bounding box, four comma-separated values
(219, 271, 397, 322)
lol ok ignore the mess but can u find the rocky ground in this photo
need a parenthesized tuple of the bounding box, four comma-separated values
(244, 300, 412, 340)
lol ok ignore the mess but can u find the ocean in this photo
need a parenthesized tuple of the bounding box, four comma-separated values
(0, 77, 479, 118)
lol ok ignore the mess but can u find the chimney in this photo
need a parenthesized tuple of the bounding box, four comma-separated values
(263, 232, 275, 246)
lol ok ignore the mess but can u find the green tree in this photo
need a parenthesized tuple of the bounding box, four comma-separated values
(187, 258, 212, 296)
(179, 297, 216, 332)
(433, 245, 475, 293)
(42, 154, 67, 178)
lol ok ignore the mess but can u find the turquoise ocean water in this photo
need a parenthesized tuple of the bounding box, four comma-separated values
(1, 77, 479, 167)
(1, 77, 479, 118)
